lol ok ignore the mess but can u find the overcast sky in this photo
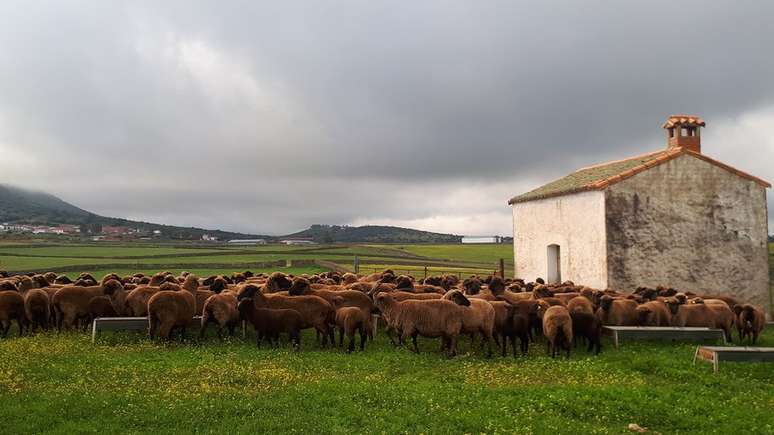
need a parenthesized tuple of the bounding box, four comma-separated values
(1, 1, 773, 236)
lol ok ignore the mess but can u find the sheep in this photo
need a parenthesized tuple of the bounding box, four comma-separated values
(442, 290, 494, 357)
(88, 296, 118, 319)
(263, 272, 292, 293)
(199, 290, 239, 340)
(374, 291, 469, 357)
(147, 282, 197, 341)
(540, 305, 573, 358)
(566, 296, 594, 316)
(0, 289, 26, 337)
(52, 279, 124, 330)
(23, 288, 51, 332)
(333, 302, 368, 353)
(635, 300, 671, 326)
(706, 303, 736, 342)
(570, 310, 601, 354)
(734, 304, 766, 344)
(238, 284, 335, 347)
(289, 277, 375, 341)
(595, 295, 638, 326)
(237, 299, 302, 348)
(125, 285, 162, 316)
(665, 298, 715, 329)
(500, 303, 531, 357)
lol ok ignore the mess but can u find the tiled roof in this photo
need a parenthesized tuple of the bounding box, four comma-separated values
(662, 115, 706, 128)
(508, 148, 770, 205)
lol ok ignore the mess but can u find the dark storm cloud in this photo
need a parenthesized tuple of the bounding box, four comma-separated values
(1, 1, 773, 235)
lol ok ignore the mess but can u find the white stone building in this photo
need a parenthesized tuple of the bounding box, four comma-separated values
(508, 115, 770, 312)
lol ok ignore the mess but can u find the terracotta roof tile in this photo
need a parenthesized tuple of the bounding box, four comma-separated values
(508, 148, 769, 205)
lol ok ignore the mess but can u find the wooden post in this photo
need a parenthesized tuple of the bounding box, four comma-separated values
(353, 255, 360, 274)
(499, 258, 505, 278)
(424, 265, 428, 279)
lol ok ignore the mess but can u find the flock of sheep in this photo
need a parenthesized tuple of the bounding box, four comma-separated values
(0, 269, 767, 358)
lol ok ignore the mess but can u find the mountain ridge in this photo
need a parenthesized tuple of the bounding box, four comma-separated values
(0, 184, 463, 243)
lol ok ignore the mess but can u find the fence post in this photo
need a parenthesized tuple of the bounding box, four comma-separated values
(499, 258, 505, 278)
(353, 255, 359, 274)
(424, 265, 428, 280)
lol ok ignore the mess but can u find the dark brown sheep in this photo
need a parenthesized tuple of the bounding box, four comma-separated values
(570, 310, 601, 354)
(566, 296, 594, 316)
(147, 282, 197, 341)
(735, 304, 766, 344)
(264, 272, 292, 293)
(52, 279, 124, 330)
(0, 290, 26, 337)
(238, 284, 335, 347)
(24, 288, 51, 331)
(237, 299, 302, 348)
(540, 305, 573, 359)
(500, 303, 531, 357)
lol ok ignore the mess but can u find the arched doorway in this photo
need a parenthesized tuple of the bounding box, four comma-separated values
(547, 244, 561, 284)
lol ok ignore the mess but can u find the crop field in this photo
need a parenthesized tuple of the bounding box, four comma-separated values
(0, 242, 513, 278)
(0, 327, 771, 433)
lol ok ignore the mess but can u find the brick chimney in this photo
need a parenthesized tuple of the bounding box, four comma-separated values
(662, 114, 705, 153)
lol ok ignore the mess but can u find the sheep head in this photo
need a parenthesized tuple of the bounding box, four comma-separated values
(394, 275, 413, 291)
(599, 295, 614, 312)
(54, 275, 73, 285)
(462, 278, 482, 295)
(237, 284, 262, 301)
(288, 277, 311, 296)
(210, 277, 228, 294)
(102, 279, 124, 295)
(0, 281, 18, 291)
(443, 290, 471, 307)
(266, 272, 292, 292)
(488, 277, 506, 296)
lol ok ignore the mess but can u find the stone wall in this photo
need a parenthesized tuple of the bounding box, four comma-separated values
(512, 190, 608, 288)
(606, 153, 770, 314)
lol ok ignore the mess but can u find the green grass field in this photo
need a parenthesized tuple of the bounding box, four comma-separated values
(0, 241, 772, 433)
(0, 328, 771, 433)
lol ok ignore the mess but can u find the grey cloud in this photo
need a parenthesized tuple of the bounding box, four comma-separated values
(0, 1, 772, 235)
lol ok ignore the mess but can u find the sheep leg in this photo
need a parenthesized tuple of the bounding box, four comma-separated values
(407, 332, 419, 353)
(447, 335, 458, 358)
(1, 321, 9, 337)
(359, 326, 366, 351)
(338, 327, 345, 348)
(148, 317, 158, 340)
(347, 330, 355, 353)
(16, 317, 24, 337)
(521, 333, 529, 356)
(216, 326, 223, 341)
(483, 333, 493, 358)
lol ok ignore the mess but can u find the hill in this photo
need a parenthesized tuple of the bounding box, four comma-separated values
(283, 224, 461, 244)
(0, 184, 264, 241)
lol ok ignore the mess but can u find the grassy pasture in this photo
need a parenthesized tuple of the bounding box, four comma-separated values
(0, 242, 513, 277)
(0, 328, 771, 434)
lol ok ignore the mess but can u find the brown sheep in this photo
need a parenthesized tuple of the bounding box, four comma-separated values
(52, 279, 124, 330)
(706, 303, 736, 342)
(88, 296, 118, 319)
(125, 284, 161, 316)
(541, 305, 573, 358)
(499, 302, 531, 357)
(374, 291, 469, 357)
(264, 272, 292, 293)
(595, 296, 638, 326)
(570, 310, 601, 355)
(635, 301, 671, 326)
(238, 284, 335, 347)
(199, 289, 239, 340)
(147, 282, 197, 341)
(0, 290, 26, 337)
(289, 277, 374, 339)
(333, 303, 368, 353)
(24, 288, 51, 331)
(443, 290, 495, 357)
(665, 298, 715, 329)
(237, 299, 302, 348)
(735, 304, 766, 344)
(566, 296, 594, 316)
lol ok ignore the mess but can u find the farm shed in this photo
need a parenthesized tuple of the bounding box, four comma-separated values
(508, 115, 770, 314)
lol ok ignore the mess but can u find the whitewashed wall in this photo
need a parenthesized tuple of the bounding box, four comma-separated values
(512, 190, 608, 288)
